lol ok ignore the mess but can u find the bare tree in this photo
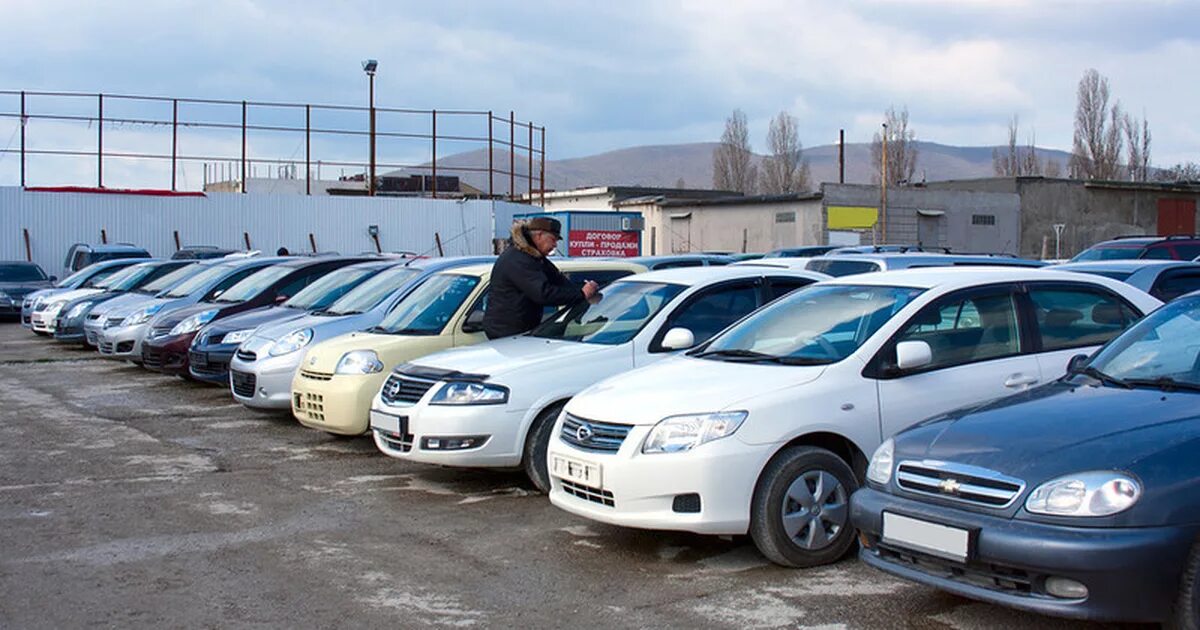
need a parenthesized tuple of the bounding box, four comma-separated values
(1044, 159, 1063, 178)
(870, 106, 919, 185)
(1123, 112, 1152, 182)
(1070, 69, 1124, 180)
(759, 111, 811, 194)
(993, 116, 1044, 177)
(1155, 162, 1200, 182)
(1021, 130, 1042, 176)
(712, 109, 757, 193)
(675, 178, 686, 189)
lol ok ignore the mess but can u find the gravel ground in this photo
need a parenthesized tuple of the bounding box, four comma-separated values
(0, 322, 1147, 629)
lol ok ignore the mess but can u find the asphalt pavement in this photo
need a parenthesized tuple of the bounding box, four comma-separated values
(0, 323, 1146, 629)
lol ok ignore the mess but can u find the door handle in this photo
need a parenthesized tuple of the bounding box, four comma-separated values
(1004, 374, 1039, 388)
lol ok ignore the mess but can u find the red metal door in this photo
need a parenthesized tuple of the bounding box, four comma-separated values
(1158, 199, 1197, 236)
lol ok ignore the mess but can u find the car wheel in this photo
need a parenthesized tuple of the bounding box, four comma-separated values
(750, 445, 858, 568)
(1169, 541, 1200, 630)
(33, 330, 49, 337)
(521, 401, 566, 494)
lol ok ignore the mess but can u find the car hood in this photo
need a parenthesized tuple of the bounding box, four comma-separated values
(412, 336, 615, 379)
(43, 287, 103, 304)
(0, 281, 52, 298)
(89, 292, 155, 317)
(903, 380, 1200, 479)
(567, 356, 827, 426)
(204, 305, 305, 335)
(152, 301, 229, 328)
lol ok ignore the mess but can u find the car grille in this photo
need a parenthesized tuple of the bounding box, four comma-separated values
(300, 369, 333, 381)
(559, 414, 633, 453)
(895, 461, 1025, 508)
(235, 348, 257, 362)
(85, 330, 98, 345)
(142, 347, 165, 369)
(294, 391, 326, 422)
(188, 351, 228, 377)
(86, 312, 103, 322)
(104, 316, 124, 329)
(379, 373, 438, 405)
(377, 430, 415, 453)
(148, 324, 174, 339)
(873, 543, 1034, 596)
(559, 479, 615, 507)
(231, 370, 256, 398)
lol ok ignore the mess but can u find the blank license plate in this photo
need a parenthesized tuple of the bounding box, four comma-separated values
(370, 410, 406, 436)
(551, 455, 601, 487)
(882, 512, 970, 562)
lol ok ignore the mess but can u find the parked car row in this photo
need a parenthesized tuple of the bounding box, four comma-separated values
(13, 244, 1200, 625)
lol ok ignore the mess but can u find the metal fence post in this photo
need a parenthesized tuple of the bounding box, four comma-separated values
(527, 121, 533, 199)
(540, 127, 546, 207)
(431, 109, 437, 199)
(487, 111, 493, 198)
(241, 100, 247, 194)
(97, 93, 104, 188)
(171, 99, 178, 191)
(509, 111, 515, 200)
(305, 105, 311, 195)
(19, 91, 26, 187)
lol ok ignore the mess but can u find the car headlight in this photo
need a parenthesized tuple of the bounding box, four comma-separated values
(170, 309, 218, 336)
(642, 411, 747, 454)
(223, 329, 256, 345)
(334, 349, 384, 375)
(269, 328, 313, 356)
(43, 300, 66, 317)
(430, 381, 509, 405)
(122, 304, 163, 326)
(66, 302, 91, 319)
(0, 291, 9, 301)
(1025, 471, 1141, 517)
(867, 438, 895, 485)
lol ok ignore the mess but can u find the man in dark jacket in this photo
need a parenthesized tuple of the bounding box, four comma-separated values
(483, 217, 598, 340)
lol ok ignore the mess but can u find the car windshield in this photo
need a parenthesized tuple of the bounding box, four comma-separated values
(806, 259, 882, 277)
(693, 284, 924, 365)
(284, 267, 378, 310)
(80, 267, 124, 288)
(101, 264, 159, 291)
(164, 264, 237, 298)
(322, 267, 421, 315)
(1072, 246, 1144, 261)
(1059, 268, 1134, 282)
(211, 265, 293, 303)
(530, 281, 686, 345)
(372, 273, 479, 335)
(140, 263, 199, 295)
(0, 264, 46, 282)
(1085, 297, 1200, 391)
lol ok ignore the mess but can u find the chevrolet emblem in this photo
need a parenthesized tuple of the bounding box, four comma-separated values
(939, 478, 962, 494)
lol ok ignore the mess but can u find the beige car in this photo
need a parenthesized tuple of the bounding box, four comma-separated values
(291, 259, 647, 436)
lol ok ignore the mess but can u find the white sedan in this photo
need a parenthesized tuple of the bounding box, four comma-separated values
(368, 265, 830, 490)
(546, 267, 1163, 568)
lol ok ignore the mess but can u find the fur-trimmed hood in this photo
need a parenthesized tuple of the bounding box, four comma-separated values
(510, 221, 542, 258)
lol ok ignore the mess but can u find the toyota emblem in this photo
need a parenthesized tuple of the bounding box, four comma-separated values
(575, 422, 595, 443)
(309, 356, 318, 366)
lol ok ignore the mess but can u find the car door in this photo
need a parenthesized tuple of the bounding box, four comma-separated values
(874, 284, 1042, 439)
(635, 279, 763, 367)
(1023, 282, 1144, 379)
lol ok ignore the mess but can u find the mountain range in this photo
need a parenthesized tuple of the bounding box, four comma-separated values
(393, 141, 1075, 195)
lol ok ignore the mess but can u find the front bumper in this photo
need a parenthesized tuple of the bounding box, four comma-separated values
(96, 323, 150, 361)
(229, 351, 300, 410)
(0, 298, 19, 317)
(53, 316, 88, 343)
(850, 487, 1194, 623)
(141, 333, 197, 375)
(370, 399, 528, 468)
(545, 427, 769, 536)
(187, 345, 237, 384)
(30, 310, 58, 333)
(290, 369, 387, 435)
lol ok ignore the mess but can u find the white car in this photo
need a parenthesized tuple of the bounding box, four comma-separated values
(369, 266, 829, 490)
(546, 267, 1162, 568)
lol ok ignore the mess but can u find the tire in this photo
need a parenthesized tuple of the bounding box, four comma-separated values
(521, 401, 566, 494)
(34, 330, 50, 337)
(750, 445, 859, 568)
(1168, 541, 1200, 630)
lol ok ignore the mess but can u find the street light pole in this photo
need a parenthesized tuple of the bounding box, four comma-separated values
(363, 59, 378, 196)
(881, 122, 889, 243)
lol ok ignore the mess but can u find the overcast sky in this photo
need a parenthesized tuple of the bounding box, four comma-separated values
(1, 0, 1197, 188)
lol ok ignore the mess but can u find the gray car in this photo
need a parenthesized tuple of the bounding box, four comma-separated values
(23, 259, 148, 333)
(229, 256, 493, 410)
(1052, 259, 1200, 302)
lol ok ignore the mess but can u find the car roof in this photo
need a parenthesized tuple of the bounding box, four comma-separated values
(401, 255, 496, 271)
(620, 264, 828, 286)
(88, 244, 150, 252)
(824, 265, 1135, 292)
(215, 255, 292, 269)
(811, 252, 1043, 265)
(1053, 260, 1200, 272)
(1, 260, 42, 266)
(627, 254, 734, 264)
(446, 259, 648, 277)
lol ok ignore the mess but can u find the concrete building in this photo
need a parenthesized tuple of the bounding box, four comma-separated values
(617, 193, 824, 255)
(523, 186, 740, 213)
(925, 177, 1200, 258)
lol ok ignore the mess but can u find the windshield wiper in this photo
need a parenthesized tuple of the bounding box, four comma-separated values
(695, 348, 775, 360)
(1123, 376, 1200, 393)
(384, 327, 436, 336)
(1079, 366, 1132, 389)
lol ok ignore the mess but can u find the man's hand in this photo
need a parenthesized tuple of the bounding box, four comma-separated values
(581, 280, 600, 300)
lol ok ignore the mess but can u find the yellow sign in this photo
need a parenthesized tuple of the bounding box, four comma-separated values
(827, 205, 878, 229)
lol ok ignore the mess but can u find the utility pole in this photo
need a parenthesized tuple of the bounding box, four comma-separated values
(881, 123, 889, 243)
(363, 59, 378, 196)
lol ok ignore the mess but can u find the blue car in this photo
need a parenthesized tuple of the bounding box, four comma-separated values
(851, 293, 1200, 624)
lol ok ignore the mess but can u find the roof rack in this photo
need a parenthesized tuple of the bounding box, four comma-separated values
(1111, 234, 1158, 240)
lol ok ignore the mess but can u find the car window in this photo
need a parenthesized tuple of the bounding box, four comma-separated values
(273, 267, 335, 302)
(285, 267, 378, 310)
(658, 282, 761, 349)
(326, 267, 421, 315)
(212, 266, 294, 303)
(896, 291, 1020, 371)
(1151, 271, 1200, 302)
(1173, 244, 1200, 260)
(1142, 246, 1173, 260)
(80, 267, 122, 288)
(140, 263, 200, 294)
(655, 260, 704, 270)
(375, 273, 480, 335)
(1028, 287, 1135, 351)
(567, 270, 633, 286)
(806, 259, 881, 277)
(201, 266, 264, 300)
(1072, 246, 1144, 261)
(766, 277, 817, 301)
(0, 264, 47, 282)
(531, 281, 686, 345)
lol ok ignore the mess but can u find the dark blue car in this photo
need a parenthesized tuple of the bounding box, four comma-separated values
(851, 294, 1200, 625)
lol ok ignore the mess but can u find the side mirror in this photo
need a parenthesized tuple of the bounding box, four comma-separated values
(462, 310, 485, 333)
(1066, 353, 1089, 375)
(896, 340, 933, 371)
(274, 294, 290, 304)
(661, 327, 696, 351)
(48, 275, 57, 282)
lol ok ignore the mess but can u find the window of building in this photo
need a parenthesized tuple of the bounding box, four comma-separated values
(972, 214, 996, 226)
